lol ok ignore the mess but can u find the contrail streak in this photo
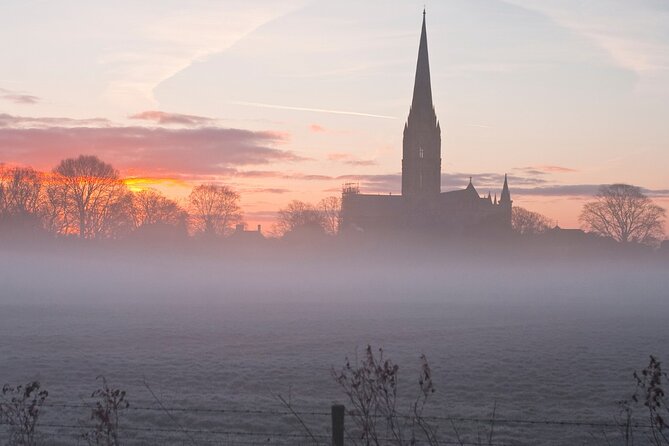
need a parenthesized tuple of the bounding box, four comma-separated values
(229, 100, 397, 120)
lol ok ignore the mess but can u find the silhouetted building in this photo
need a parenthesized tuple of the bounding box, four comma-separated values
(341, 11, 512, 235)
(230, 224, 265, 241)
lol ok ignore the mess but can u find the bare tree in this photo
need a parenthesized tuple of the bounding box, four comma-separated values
(133, 189, 186, 229)
(0, 167, 43, 226)
(580, 184, 666, 246)
(41, 176, 70, 236)
(274, 200, 326, 237)
(52, 155, 130, 239)
(188, 184, 242, 237)
(512, 207, 552, 236)
(100, 189, 136, 239)
(318, 196, 342, 236)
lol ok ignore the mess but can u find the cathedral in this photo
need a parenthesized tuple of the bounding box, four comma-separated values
(340, 12, 512, 235)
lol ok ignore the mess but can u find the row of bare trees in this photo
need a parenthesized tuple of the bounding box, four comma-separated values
(512, 184, 666, 247)
(274, 197, 341, 237)
(0, 155, 242, 239)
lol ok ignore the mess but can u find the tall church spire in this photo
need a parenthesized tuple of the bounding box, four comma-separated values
(411, 10, 433, 112)
(402, 10, 441, 198)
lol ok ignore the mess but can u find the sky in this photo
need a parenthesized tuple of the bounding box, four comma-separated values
(1, 0, 668, 230)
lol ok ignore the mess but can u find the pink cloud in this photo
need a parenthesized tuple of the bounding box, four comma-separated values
(344, 159, 377, 167)
(0, 88, 40, 105)
(235, 170, 283, 178)
(0, 114, 111, 128)
(129, 110, 215, 126)
(327, 152, 377, 166)
(515, 165, 578, 175)
(248, 187, 291, 194)
(535, 165, 579, 173)
(309, 124, 326, 132)
(0, 114, 302, 176)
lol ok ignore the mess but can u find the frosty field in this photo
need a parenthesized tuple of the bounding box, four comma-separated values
(1, 248, 668, 445)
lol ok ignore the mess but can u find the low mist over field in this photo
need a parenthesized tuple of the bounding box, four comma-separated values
(2, 238, 668, 308)
(1, 240, 668, 445)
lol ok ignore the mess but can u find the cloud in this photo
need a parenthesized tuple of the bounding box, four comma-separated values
(242, 210, 283, 221)
(230, 167, 669, 201)
(514, 165, 578, 175)
(327, 152, 377, 167)
(309, 124, 326, 133)
(538, 165, 578, 173)
(0, 88, 40, 105)
(0, 114, 303, 176)
(230, 101, 397, 120)
(345, 160, 377, 167)
(503, 0, 669, 79)
(234, 170, 283, 179)
(99, 2, 307, 107)
(227, 171, 542, 194)
(0, 114, 111, 128)
(338, 175, 669, 200)
(129, 110, 215, 126)
(442, 172, 547, 189)
(327, 153, 349, 162)
(512, 184, 599, 197)
(513, 184, 669, 198)
(247, 187, 290, 194)
(3, 94, 40, 105)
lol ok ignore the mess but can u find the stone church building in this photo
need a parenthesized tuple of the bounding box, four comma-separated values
(341, 12, 512, 235)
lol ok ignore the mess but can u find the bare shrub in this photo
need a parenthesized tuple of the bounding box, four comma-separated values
(633, 355, 669, 445)
(0, 381, 49, 446)
(617, 355, 669, 446)
(331, 345, 439, 446)
(81, 376, 129, 446)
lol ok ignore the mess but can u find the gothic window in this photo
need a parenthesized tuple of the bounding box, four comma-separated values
(419, 147, 424, 159)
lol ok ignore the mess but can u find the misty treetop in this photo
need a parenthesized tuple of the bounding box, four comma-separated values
(0, 155, 343, 242)
(274, 196, 341, 238)
(512, 207, 553, 236)
(0, 156, 240, 240)
(580, 184, 666, 247)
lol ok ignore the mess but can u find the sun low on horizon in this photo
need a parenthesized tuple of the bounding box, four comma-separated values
(1, 0, 668, 230)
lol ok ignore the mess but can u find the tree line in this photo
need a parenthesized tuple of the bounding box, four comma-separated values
(512, 183, 666, 247)
(1, 154, 665, 245)
(0, 155, 243, 240)
(0, 154, 343, 241)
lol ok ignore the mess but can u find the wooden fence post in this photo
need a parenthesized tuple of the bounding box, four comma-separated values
(331, 404, 345, 446)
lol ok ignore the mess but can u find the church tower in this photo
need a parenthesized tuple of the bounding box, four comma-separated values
(499, 174, 513, 228)
(402, 10, 441, 198)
